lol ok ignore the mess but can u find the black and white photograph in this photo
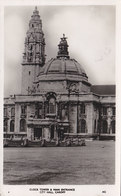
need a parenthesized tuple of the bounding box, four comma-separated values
(1, 1, 120, 196)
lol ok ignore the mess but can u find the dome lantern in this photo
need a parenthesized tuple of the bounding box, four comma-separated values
(57, 34, 69, 59)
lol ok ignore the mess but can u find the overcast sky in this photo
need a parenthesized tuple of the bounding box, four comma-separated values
(4, 5, 115, 97)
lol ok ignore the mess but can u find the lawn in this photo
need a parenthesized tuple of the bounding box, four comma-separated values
(4, 140, 115, 184)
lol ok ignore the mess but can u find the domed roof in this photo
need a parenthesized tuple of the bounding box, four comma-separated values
(38, 35, 88, 83)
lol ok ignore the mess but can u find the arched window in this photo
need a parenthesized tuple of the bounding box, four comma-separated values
(49, 98, 56, 114)
(111, 120, 115, 134)
(4, 119, 8, 132)
(81, 119, 86, 133)
(11, 108, 15, 116)
(10, 120, 14, 132)
(20, 119, 26, 132)
(102, 120, 107, 133)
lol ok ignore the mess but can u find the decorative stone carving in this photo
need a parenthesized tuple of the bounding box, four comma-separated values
(42, 95, 46, 102)
(27, 85, 36, 94)
(56, 95, 61, 102)
(45, 92, 57, 100)
(67, 82, 79, 93)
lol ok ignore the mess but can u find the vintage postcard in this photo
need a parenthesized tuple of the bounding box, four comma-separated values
(0, 0, 120, 196)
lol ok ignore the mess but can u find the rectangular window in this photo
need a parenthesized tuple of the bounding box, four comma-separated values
(4, 119, 8, 132)
(112, 107, 115, 116)
(38, 104, 43, 118)
(61, 104, 68, 120)
(102, 107, 107, 115)
(35, 103, 43, 119)
(49, 98, 56, 114)
(80, 104, 85, 114)
(11, 108, 15, 116)
(49, 103, 55, 114)
(4, 108, 7, 117)
(21, 105, 26, 115)
(44, 102, 48, 115)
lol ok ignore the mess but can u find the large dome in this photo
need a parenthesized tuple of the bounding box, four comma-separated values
(37, 34, 88, 83)
(38, 57, 88, 81)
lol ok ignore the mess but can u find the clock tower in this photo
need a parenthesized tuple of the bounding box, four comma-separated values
(21, 7, 45, 94)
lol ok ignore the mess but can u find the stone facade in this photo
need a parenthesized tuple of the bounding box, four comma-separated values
(4, 7, 115, 141)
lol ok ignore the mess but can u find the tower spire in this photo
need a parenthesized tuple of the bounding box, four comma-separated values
(21, 8, 46, 94)
(57, 34, 69, 59)
(22, 7, 46, 65)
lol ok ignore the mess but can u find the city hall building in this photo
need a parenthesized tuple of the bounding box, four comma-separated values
(4, 7, 115, 141)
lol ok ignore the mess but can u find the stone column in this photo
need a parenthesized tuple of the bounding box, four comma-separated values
(86, 103, 94, 134)
(27, 127, 34, 140)
(107, 118, 111, 134)
(69, 102, 77, 133)
(43, 127, 50, 140)
(15, 103, 21, 133)
(56, 102, 60, 119)
(107, 107, 112, 134)
(54, 125, 58, 139)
